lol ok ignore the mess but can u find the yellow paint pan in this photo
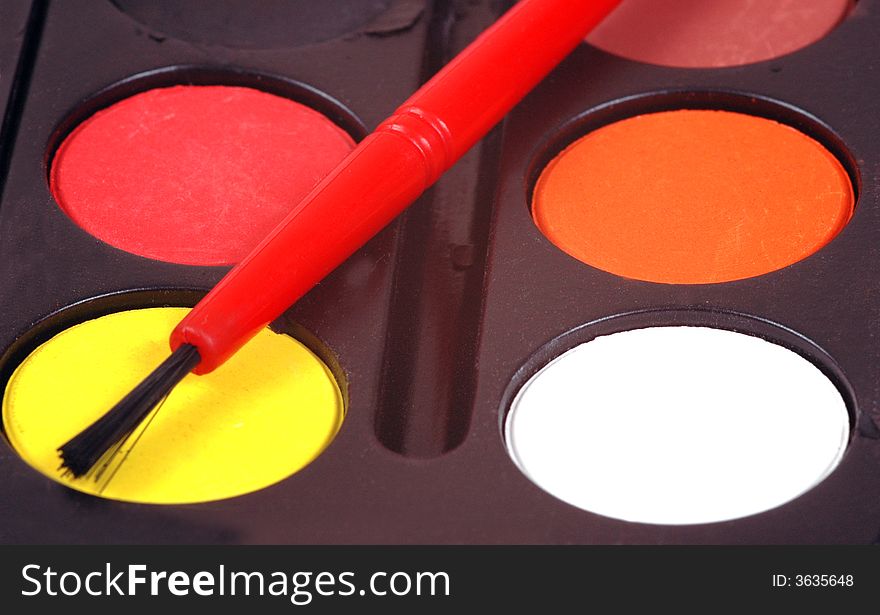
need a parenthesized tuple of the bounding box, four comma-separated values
(1, 307, 344, 504)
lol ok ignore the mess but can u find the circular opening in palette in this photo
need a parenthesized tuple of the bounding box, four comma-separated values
(111, 0, 394, 48)
(504, 325, 850, 525)
(585, 0, 854, 68)
(1, 306, 345, 504)
(50, 83, 357, 266)
(531, 107, 854, 284)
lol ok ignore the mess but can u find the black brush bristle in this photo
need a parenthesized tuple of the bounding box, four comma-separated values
(58, 343, 201, 478)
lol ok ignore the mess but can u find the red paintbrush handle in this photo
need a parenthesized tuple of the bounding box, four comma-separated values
(171, 0, 621, 374)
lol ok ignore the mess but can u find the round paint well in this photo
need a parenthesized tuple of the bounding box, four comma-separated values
(585, 0, 853, 68)
(504, 326, 850, 525)
(111, 0, 393, 49)
(1, 307, 344, 504)
(532, 109, 854, 284)
(50, 85, 356, 266)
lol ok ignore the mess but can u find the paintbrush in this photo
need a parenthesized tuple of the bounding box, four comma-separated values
(59, 0, 622, 477)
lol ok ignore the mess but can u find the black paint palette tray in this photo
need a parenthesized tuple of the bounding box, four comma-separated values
(1, 0, 879, 544)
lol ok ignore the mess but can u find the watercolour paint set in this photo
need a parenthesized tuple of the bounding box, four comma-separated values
(0, 0, 878, 544)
